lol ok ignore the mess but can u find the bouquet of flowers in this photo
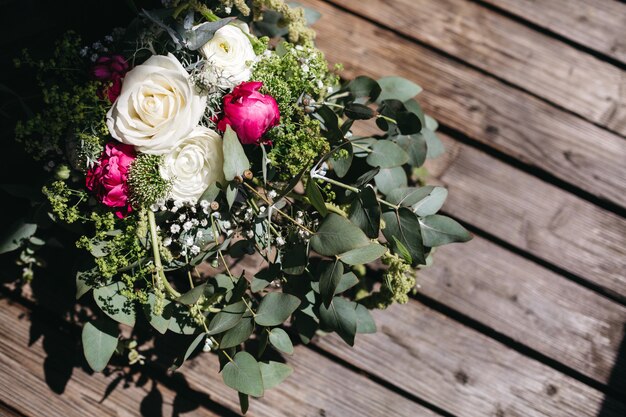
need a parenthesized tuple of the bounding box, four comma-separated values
(4, 0, 471, 411)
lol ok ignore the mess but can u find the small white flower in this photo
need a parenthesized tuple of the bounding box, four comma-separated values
(184, 236, 194, 247)
(259, 206, 266, 213)
(150, 203, 159, 212)
(200, 219, 208, 227)
(163, 237, 172, 247)
(196, 230, 204, 238)
(212, 212, 221, 219)
(190, 245, 200, 255)
(79, 47, 89, 57)
(90, 53, 98, 62)
(276, 236, 286, 246)
(224, 6, 232, 13)
(295, 45, 304, 51)
(268, 190, 277, 199)
(246, 230, 254, 239)
(178, 214, 187, 222)
(104, 35, 114, 42)
(203, 337, 216, 352)
(222, 220, 232, 230)
(200, 200, 210, 209)
(183, 221, 193, 231)
(296, 211, 304, 218)
(170, 224, 181, 234)
(301, 64, 310, 73)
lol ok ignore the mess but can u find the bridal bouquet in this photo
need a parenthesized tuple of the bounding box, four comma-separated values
(4, 0, 470, 411)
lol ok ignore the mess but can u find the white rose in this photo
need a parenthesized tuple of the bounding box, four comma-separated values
(160, 126, 225, 203)
(106, 53, 207, 155)
(199, 23, 257, 87)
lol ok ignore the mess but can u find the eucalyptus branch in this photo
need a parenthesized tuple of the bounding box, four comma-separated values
(311, 173, 399, 210)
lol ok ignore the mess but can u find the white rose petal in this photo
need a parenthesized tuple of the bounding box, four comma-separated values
(106, 53, 207, 155)
(160, 126, 225, 203)
(199, 23, 256, 87)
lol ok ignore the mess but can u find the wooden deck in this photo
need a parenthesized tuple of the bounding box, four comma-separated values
(1, 0, 625, 416)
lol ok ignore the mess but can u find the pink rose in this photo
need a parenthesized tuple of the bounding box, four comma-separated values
(92, 55, 129, 103)
(217, 81, 280, 145)
(86, 142, 136, 218)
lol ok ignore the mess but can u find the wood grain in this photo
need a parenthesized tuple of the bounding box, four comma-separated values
(301, 0, 626, 208)
(0, 296, 436, 417)
(420, 235, 626, 387)
(430, 134, 626, 299)
(327, 0, 626, 135)
(0, 297, 224, 417)
(315, 300, 626, 417)
(481, 0, 626, 64)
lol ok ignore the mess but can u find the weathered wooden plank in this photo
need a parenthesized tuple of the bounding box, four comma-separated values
(315, 300, 626, 417)
(420, 235, 626, 388)
(482, 0, 626, 64)
(302, 0, 626, 208)
(427, 134, 626, 299)
(0, 296, 437, 417)
(327, 0, 626, 135)
(0, 298, 224, 417)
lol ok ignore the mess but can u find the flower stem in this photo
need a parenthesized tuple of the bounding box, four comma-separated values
(312, 174, 398, 210)
(147, 210, 181, 298)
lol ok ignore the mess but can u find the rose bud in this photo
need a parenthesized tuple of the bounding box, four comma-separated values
(217, 81, 280, 145)
(92, 54, 129, 103)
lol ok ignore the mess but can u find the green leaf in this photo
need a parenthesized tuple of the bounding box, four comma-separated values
(305, 179, 328, 217)
(423, 128, 445, 159)
(329, 144, 353, 178)
(403, 99, 426, 126)
(143, 293, 173, 334)
(208, 301, 246, 335)
(226, 183, 238, 209)
(339, 242, 387, 265)
(310, 213, 370, 256)
(346, 75, 381, 102)
(93, 282, 136, 327)
(260, 361, 293, 390)
(319, 260, 344, 307)
(268, 328, 294, 355)
(345, 103, 376, 120)
(402, 134, 428, 167)
(75, 264, 98, 299)
(222, 125, 249, 181)
(396, 111, 422, 135)
(375, 167, 407, 195)
(412, 187, 448, 216)
(0, 219, 36, 254)
(255, 293, 301, 326)
(366, 140, 409, 168)
(319, 297, 358, 346)
(168, 303, 200, 335)
(349, 186, 380, 238)
(392, 236, 413, 264)
(176, 283, 207, 305)
(382, 208, 426, 266)
(335, 272, 359, 294)
(220, 317, 255, 348)
(376, 76, 422, 103)
(281, 242, 308, 275)
(420, 215, 472, 246)
(355, 304, 377, 334)
(82, 318, 119, 372)
(222, 351, 264, 397)
(171, 332, 206, 370)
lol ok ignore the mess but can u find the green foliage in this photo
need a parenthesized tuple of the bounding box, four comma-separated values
(222, 126, 250, 181)
(82, 318, 119, 372)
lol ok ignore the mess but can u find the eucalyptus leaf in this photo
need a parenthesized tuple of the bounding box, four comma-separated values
(382, 208, 426, 266)
(93, 282, 136, 327)
(207, 301, 246, 335)
(310, 213, 370, 256)
(345, 75, 381, 102)
(329, 144, 353, 178)
(220, 317, 255, 348)
(339, 242, 387, 265)
(171, 332, 206, 370)
(412, 187, 448, 216)
(319, 260, 344, 307)
(423, 128, 445, 159)
(260, 361, 293, 390)
(176, 283, 207, 305)
(345, 103, 376, 120)
(305, 179, 328, 216)
(366, 140, 409, 168)
(222, 351, 264, 397)
(355, 304, 377, 334)
(143, 293, 172, 334)
(169, 303, 201, 335)
(268, 328, 294, 355)
(335, 272, 359, 294)
(255, 293, 301, 326)
(0, 220, 37, 254)
(377, 76, 422, 103)
(82, 318, 119, 372)
(182, 17, 235, 50)
(420, 215, 472, 246)
(374, 167, 407, 195)
(281, 242, 308, 275)
(319, 297, 358, 346)
(223, 126, 249, 181)
(239, 393, 249, 415)
(349, 186, 380, 238)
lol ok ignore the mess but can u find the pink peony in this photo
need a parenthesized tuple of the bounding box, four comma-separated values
(86, 142, 136, 218)
(92, 55, 129, 103)
(217, 81, 280, 145)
